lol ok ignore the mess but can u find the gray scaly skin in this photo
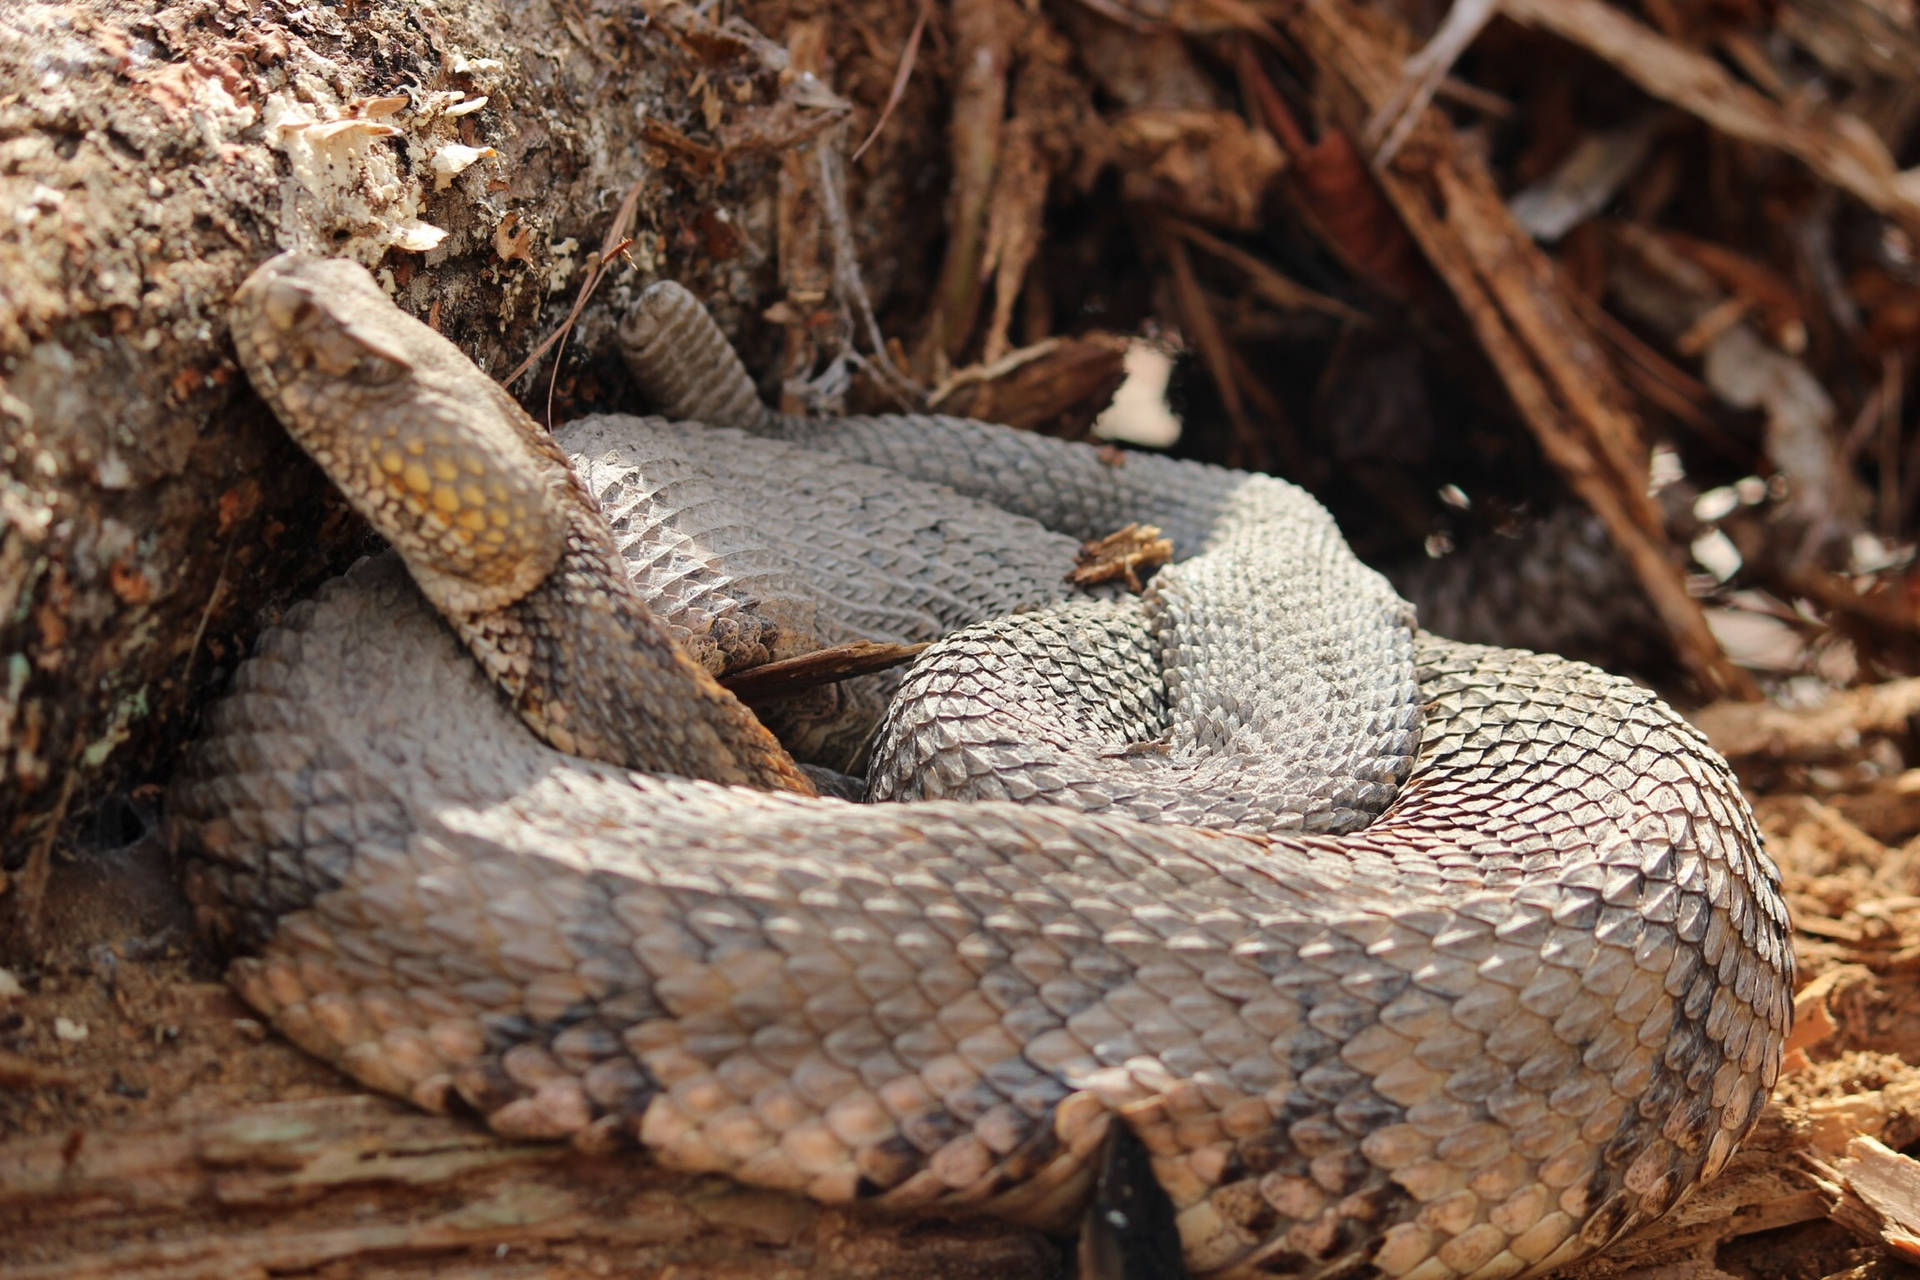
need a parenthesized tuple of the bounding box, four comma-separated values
(172, 254, 1794, 1279)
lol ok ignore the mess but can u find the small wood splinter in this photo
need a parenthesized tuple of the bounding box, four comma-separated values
(1068, 522, 1173, 593)
(722, 639, 932, 701)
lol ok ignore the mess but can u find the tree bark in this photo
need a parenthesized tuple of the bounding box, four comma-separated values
(2, 1065, 1058, 1278)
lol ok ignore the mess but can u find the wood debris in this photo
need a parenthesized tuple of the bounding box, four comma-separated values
(720, 640, 932, 701)
(1694, 677, 1920, 763)
(1069, 522, 1175, 591)
(1810, 1136, 1920, 1261)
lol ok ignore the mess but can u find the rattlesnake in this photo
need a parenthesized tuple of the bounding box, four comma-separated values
(169, 254, 1793, 1278)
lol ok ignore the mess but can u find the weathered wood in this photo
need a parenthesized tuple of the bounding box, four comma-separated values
(0, 1090, 1060, 1279)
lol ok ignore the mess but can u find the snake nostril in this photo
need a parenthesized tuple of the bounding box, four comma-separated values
(92, 791, 156, 852)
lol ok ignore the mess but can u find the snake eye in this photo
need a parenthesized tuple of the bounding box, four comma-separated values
(258, 278, 316, 335)
(302, 311, 415, 386)
(348, 349, 410, 387)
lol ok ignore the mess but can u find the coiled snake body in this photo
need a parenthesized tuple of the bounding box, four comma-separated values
(172, 255, 1793, 1278)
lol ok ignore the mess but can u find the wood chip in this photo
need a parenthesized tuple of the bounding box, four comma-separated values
(1068, 522, 1174, 592)
(1815, 1136, 1920, 1258)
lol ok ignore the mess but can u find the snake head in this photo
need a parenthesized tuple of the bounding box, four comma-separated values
(230, 253, 570, 616)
